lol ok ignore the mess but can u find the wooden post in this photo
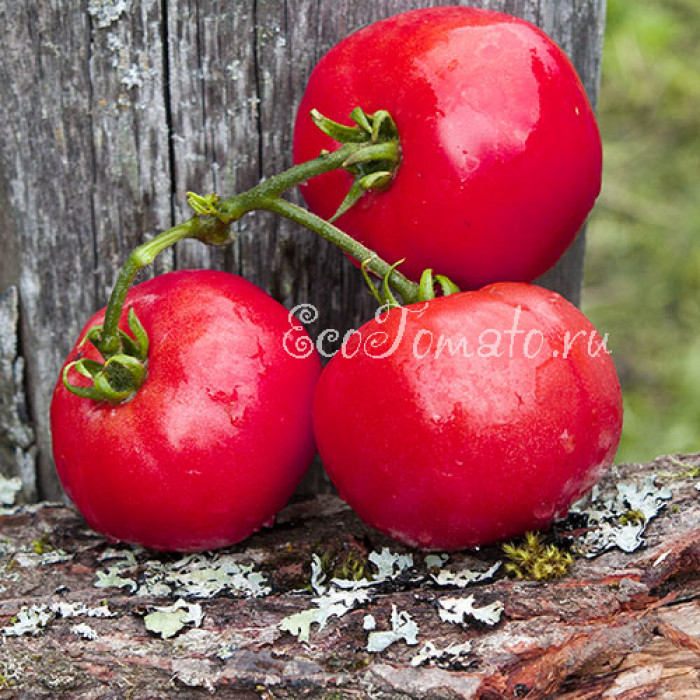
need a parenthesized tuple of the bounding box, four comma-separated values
(0, 1, 606, 501)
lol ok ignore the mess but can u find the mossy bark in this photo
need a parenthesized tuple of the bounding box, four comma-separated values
(1, 454, 699, 698)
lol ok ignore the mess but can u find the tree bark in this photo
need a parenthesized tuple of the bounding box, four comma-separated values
(0, 0, 606, 501)
(1, 453, 698, 698)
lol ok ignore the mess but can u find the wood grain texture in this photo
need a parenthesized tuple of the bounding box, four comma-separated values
(1, 454, 698, 698)
(0, 0, 606, 500)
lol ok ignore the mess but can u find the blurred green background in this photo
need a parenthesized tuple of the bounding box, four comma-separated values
(583, 0, 700, 463)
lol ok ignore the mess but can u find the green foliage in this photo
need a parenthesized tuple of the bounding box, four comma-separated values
(584, 0, 700, 462)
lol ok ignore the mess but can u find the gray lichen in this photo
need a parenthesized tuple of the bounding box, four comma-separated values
(573, 476, 673, 557)
(87, 0, 133, 29)
(143, 599, 204, 640)
(437, 596, 504, 627)
(93, 549, 272, 599)
(0, 475, 22, 507)
(366, 605, 419, 653)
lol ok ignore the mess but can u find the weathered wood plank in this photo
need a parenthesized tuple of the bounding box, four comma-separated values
(1, 454, 698, 698)
(0, 287, 36, 502)
(88, 0, 174, 295)
(166, 0, 261, 273)
(0, 1, 607, 500)
(0, 2, 97, 501)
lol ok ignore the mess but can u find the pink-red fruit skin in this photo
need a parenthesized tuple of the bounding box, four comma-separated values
(294, 6, 602, 290)
(313, 283, 622, 551)
(51, 270, 321, 552)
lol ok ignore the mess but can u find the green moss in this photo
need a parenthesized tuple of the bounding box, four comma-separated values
(659, 458, 700, 480)
(31, 534, 53, 555)
(502, 532, 574, 581)
(334, 550, 369, 582)
(311, 546, 370, 587)
(619, 509, 646, 526)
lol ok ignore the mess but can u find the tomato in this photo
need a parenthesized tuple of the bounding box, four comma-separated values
(313, 283, 622, 551)
(294, 6, 602, 290)
(51, 270, 321, 551)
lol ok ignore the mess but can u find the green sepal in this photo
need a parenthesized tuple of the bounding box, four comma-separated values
(93, 354, 147, 402)
(79, 325, 103, 350)
(104, 354, 147, 391)
(368, 110, 397, 143)
(435, 274, 460, 297)
(419, 269, 435, 301)
(358, 171, 393, 190)
(343, 141, 399, 167)
(62, 313, 149, 404)
(329, 170, 394, 223)
(310, 109, 369, 143)
(349, 107, 373, 134)
(71, 359, 104, 378)
(62, 362, 110, 401)
(92, 375, 134, 403)
(418, 269, 461, 301)
(361, 257, 385, 307)
(63, 382, 107, 402)
(116, 330, 137, 359)
(361, 257, 411, 310)
(187, 191, 222, 218)
(312, 107, 401, 221)
(127, 308, 149, 361)
(381, 259, 405, 310)
(329, 181, 365, 223)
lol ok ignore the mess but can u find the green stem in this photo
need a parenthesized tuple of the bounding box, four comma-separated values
(217, 142, 367, 221)
(98, 221, 195, 357)
(69, 107, 426, 403)
(97, 139, 402, 358)
(257, 197, 421, 304)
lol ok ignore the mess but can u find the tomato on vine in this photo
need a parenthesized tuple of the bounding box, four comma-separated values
(294, 6, 602, 289)
(48, 120, 414, 553)
(312, 282, 622, 551)
(51, 270, 321, 551)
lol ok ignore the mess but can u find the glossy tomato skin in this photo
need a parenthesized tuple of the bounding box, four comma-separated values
(51, 270, 321, 552)
(294, 7, 602, 290)
(313, 283, 622, 550)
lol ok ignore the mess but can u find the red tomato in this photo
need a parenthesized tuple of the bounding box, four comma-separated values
(313, 283, 622, 550)
(294, 6, 602, 290)
(51, 270, 321, 551)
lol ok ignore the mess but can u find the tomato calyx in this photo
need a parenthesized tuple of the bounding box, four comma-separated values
(310, 108, 401, 221)
(418, 269, 461, 301)
(63, 307, 149, 403)
(361, 257, 461, 310)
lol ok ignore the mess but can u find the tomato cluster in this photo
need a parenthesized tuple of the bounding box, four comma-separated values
(51, 7, 621, 553)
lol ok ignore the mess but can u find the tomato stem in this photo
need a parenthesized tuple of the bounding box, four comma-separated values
(69, 107, 459, 403)
(98, 222, 196, 357)
(96, 115, 409, 360)
(257, 197, 421, 304)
